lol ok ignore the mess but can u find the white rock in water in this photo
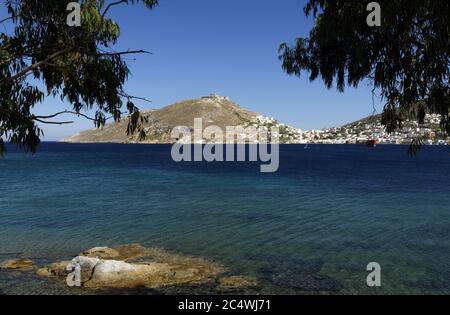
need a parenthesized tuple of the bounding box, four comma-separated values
(37, 244, 226, 290)
(93, 259, 139, 274)
(71, 256, 100, 271)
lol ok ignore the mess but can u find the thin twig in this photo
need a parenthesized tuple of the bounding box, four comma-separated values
(102, 0, 128, 18)
(119, 92, 152, 103)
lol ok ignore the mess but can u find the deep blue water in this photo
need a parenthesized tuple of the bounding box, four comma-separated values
(1, 143, 449, 294)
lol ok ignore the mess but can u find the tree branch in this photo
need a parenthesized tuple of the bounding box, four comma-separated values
(119, 91, 152, 103)
(31, 110, 128, 124)
(33, 110, 97, 122)
(96, 49, 152, 57)
(102, 0, 128, 18)
(0, 47, 75, 86)
(0, 16, 14, 24)
(0, 48, 151, 87)
(33, 118, 74, 125)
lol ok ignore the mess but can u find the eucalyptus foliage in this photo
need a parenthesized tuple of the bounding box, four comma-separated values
(0, 0, 158, 155)
(280, 0, 450, 144)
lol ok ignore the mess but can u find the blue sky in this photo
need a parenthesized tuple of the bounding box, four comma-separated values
(7, 0, 383, 140)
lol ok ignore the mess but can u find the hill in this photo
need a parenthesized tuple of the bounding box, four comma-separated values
(63, 95, 449, 145)
(63, 94, 264, 144)
(301, 113, 449, 145)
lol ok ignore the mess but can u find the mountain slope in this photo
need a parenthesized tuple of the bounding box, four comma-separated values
(301, 113, 449, 144)
(63, 94, 260, 144)
(63, 95, 449, 145)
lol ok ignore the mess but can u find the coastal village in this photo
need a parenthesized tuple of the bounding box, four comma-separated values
(199, 94, 450, 146)
(247, 112, 450, 146)
(64, 94, 450, 146)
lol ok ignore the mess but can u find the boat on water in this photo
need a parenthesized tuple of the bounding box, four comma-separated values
(356, 139, 380, 147)
(366, 140, 380, 147)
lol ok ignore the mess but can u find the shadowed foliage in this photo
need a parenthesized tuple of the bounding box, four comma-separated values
(280, 0, 450, 152)
(0, 0, 158, 155)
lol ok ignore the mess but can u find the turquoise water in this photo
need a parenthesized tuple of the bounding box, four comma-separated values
(1, 143, 449, 294)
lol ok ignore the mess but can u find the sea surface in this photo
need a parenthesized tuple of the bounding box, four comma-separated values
(0, 143, 449, 295)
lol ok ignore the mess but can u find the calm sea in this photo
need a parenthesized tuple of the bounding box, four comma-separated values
(1, 143, 449, 294)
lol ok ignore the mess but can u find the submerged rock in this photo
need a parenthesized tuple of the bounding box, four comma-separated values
(80, 247, 120, 260)
(36, 261, 71, 277)
(37, 244, 226, 290)
(217, 276, 258, 293)
(0, 259, 35, 271)
(80, 244, 154, 261)
(256, 256, 343, 293)
(269, 272, 343, 293)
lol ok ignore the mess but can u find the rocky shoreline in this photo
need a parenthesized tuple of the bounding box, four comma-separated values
(1, 244, 348, 295)
(0, 244, 258, 294)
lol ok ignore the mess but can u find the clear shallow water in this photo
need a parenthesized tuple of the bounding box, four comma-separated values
(0, 143, 449, 294)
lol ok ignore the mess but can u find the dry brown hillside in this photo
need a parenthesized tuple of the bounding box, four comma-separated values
(63, 94, 259, 144)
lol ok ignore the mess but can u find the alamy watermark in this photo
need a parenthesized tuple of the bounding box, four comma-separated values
(170, 118, 280, 173)
(66, 260, 81, 287)
(366, 262, 382, 287)
(367, 2, 381, 27)
(64, 2, 381, 28)
(66, 2, 81, 27)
